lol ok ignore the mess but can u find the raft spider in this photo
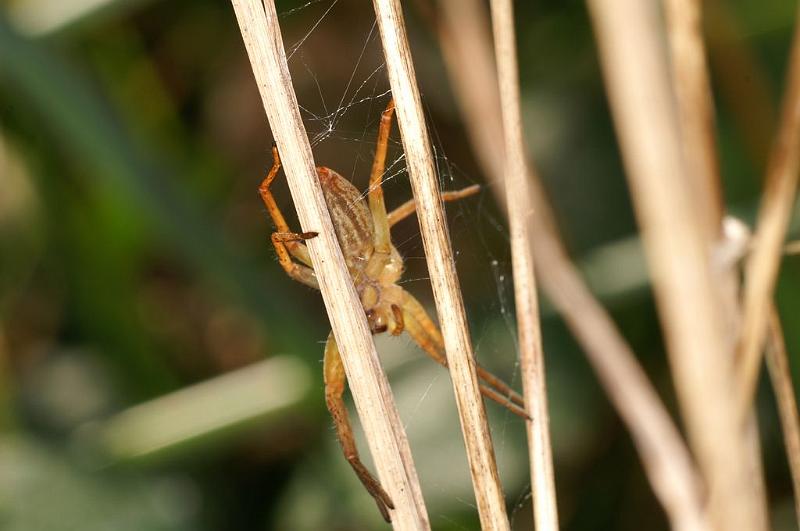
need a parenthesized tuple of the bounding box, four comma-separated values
(258, 99, 526, 522)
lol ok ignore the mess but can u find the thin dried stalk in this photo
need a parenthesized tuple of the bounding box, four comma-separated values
(663, 0, 723, 241)
(530, 204, 710, 531)
(487, 1, 558, 529)
(765, 306, 800, 525)
(434, 2, 707, 530)
(371, 1, 509, 528)
(738, 5, 800, 414)
(664, 1, 770, 518)
(229, 1, 429, 528)
(663, 0, 736, 368)
(587, 1, 766, 530)
(433, 0, 507, 214)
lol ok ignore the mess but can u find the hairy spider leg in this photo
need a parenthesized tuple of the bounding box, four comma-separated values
(400, 290, 529, 419)
(390, 304, 404, 336)
(323, 332, 395, 522)
(364, 99, 396, 280)
(399, 291, 525, 407)
(387, 184, 481, 227)
(259, 146, 318, 288)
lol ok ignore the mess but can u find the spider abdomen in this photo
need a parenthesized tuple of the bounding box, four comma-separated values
(317, 167, 375, 273)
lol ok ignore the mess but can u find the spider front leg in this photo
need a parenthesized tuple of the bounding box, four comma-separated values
(365, 100, 396, 279)
(387, 184, 481, 227)
(323, 332, 395, 522)
(259, 145, 318, 288)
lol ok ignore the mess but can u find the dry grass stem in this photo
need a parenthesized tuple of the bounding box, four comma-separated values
(434, 0, 507, 215)
(433, 2, 707, 529)
(738, 6, 800, 414)
(487, 0, 558, 529)
(587, 0, 768, 529)
(663, 0, 723, 240)
(765, 306, 800, 525)
(371, 0, 509, 528)
(530, 216, 711, 531)
(229, 1, 429, 527)
(663, 3, 755, 428)
(664, 2, 769, 514)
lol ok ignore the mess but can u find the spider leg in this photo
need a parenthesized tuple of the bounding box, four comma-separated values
(323, 332, 395, 522)
(387, 184, 481, 227)
(400, 290, 529, 418)
(390, 304, 404, 336)
(270, 232, 319, 289)
(259, 145, 314, 267)
(365, 100, 396, 279)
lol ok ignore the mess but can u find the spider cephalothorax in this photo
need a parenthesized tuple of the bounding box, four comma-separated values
(317, 166, 406, 336)
(259, 99, 526, 522)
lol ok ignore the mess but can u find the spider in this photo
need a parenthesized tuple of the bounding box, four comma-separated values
(259, 99, 527, 522)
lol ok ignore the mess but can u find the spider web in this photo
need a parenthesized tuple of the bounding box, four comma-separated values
(274, 1, 528, 527)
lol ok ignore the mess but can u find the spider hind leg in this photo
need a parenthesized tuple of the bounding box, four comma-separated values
(400, 290, 529, 418)
(323, 332, 395, 522)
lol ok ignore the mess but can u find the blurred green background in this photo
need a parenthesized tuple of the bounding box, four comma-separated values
(1, 0, 800, 529)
